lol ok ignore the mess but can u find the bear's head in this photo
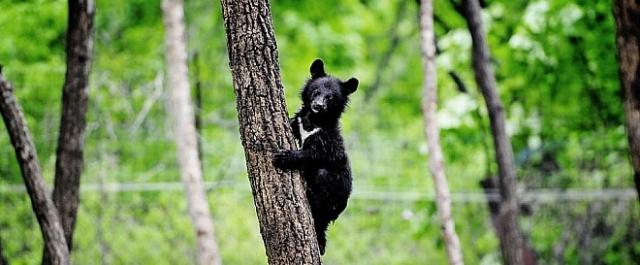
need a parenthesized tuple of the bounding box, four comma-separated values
(301, 59, 358, 119)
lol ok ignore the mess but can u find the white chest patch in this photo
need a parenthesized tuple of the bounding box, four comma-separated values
(298, 117, 320, 147)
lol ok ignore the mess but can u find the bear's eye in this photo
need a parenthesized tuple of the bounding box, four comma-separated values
(327, 95, 333, 100)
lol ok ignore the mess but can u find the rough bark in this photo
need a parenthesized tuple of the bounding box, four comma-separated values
(459, 0, 523, 264)
(49, 0, 95, 259)
(162, 1, 223, 265)
(613, 0, 640, 204)
(418, 1, 464, 265)
(220, 0, 322, 264)
(0, 74, 70, 265)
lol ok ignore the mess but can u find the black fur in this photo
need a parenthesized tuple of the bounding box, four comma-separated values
(273, 59, 358, 255)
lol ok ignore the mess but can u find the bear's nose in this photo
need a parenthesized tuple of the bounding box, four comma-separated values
(311, 100, 326, 113)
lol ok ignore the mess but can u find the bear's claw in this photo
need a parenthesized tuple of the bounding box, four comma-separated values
(272, 150, 292, 169)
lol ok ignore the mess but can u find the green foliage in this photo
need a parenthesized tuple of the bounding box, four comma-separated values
(1, 0, 638, 264)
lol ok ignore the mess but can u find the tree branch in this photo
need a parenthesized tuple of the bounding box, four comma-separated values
(0, 74, 69, 265)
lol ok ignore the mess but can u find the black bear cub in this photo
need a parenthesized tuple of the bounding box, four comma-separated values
(273, 59, 358, 255)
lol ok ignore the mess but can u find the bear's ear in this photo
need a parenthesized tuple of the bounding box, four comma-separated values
(310, 59, 326, 79)
(341, 78, 359, 95)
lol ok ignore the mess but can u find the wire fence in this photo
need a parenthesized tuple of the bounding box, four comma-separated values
(1, 126, 638, 264)
(1, 181, 636, 203)
(1, 181, 639, 264)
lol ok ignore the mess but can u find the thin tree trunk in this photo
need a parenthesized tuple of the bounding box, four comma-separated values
(480, 178, 537, 265)
(161, 1, 223, 265)
(613, 0, 640, 204)
(193, 52, 204, 167)
(220, 0, 322, 264)
(418, 1, 464, 265)
(48, 1, 95, 261)
(0, 236, 8, 265)
(458, 0, 523, 264)
(0, 74, 69, 265)
(363, 0, 408, 101)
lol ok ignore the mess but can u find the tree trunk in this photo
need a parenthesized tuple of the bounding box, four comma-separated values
(220, 0, 322, 264)
(459, 0, 523, 264)
(0, 236, 8, 265)
(0, 74, 69, 265)
(162, 1, 223, 265)
(418, 1, 464, 265)
(48, 0, 95, 260)
(613, 0, 640, 204)
(193, 52, 204, 167)
(480, 178, 537, 265)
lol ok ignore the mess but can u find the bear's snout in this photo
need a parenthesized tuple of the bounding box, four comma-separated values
(311, 98, 327, 113)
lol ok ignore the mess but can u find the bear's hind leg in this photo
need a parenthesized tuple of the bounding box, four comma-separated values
(314, 217, 330, 255)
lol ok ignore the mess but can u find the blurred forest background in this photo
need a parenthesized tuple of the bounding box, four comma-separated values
(1, 0, 639, 264)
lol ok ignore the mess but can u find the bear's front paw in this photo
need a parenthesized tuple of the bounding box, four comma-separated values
(272, 150, 293, 169)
